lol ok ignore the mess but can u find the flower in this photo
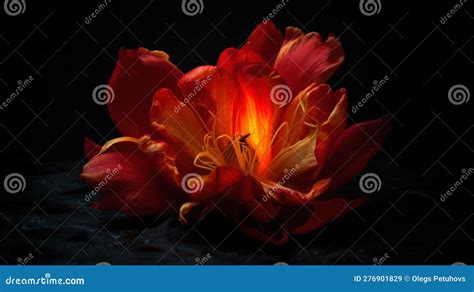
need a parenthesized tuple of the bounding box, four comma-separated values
(80, 21, 390, 245)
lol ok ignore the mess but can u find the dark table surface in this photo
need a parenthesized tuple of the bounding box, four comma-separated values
(1, 160, 472, 265)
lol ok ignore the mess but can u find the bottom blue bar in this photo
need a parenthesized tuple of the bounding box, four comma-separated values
(0, 266, 472, 291)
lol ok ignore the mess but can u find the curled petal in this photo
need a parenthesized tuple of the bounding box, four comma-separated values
(217, 46, 266, 74)
(182, 167, 280, 224)
(178, 202, 202, 225)
(313, 90, 348, 178)
(320, 116, 391, 190)
(178, 65, 216, 118)
(272, 178, 333, 205)
(108, 48, 183, 137)
(275, 28, 344, 93)
(150, 88, 207, 158)
(277, 84, 346, 149)
(178, 65, 216, 99)
(247, 20, 283, 65)
(208, 69, 240, 137)
(80, 141, 183, 217)
(189, 166, 244, 202)
(270, 85, 347, 184)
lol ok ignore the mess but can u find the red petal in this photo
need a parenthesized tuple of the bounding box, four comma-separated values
(272, 178, 333, 205)
(275, 27, 344, 93)
(178, 65, 215, 98)
(107, 48, 183, 137)
(210, 69, 240, 137)
(177, 65, 216, 127)
(80, 141, 182, 216)
(314, 90, 348, 177)
(247, 20, 283, 65)
(217, 46, 265, 74)
(189, 166, 245, 202)
(277, 84, 347, 152)
(320, 116, 391, 189)
(183, 167, 280, 224)
(149, 88, 206, 158)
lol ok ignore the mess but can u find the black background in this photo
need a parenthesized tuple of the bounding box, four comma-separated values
(0, 0, 472, 264)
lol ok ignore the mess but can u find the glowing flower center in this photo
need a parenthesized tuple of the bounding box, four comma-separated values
(238, 97, 271, 160)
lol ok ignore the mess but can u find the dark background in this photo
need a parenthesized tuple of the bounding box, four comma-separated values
(0, 0, 472, 264)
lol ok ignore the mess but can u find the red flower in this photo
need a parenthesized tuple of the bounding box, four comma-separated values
(80, 21, 390, 244)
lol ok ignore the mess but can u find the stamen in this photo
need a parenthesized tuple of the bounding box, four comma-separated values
(98, 137, 139, 155)
(194, 132, 259, 174)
